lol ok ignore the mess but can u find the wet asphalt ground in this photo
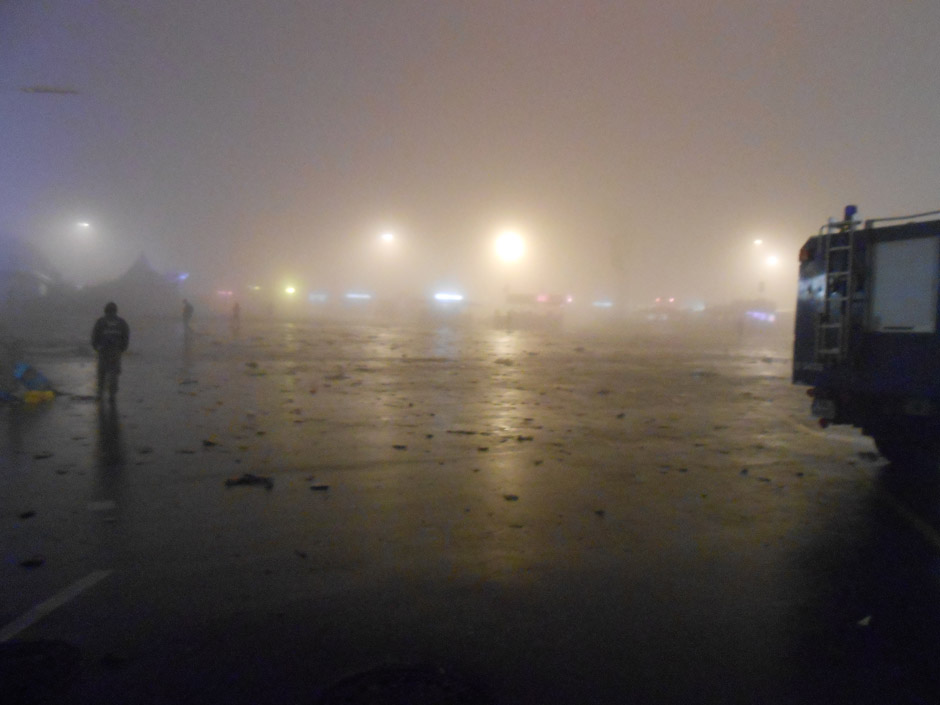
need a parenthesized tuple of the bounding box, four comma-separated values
(2, 316, 940, 704)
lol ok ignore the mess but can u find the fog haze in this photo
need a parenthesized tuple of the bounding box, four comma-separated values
(4, 0, 940, 309)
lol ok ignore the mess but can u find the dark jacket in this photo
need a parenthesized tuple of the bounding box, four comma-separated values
(91, 314, 130, 353)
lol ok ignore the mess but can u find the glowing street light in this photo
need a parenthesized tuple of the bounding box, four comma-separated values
(285, 285, 296, 295)
(495, 230, 525, 263)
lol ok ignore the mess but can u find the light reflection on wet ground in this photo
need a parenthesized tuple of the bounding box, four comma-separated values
(1, 318, 939, 704)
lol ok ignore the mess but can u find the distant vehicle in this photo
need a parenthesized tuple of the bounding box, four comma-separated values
(793, 205, 940, 465)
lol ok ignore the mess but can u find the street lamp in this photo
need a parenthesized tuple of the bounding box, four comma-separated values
(750, 237, 781, 296)
(495, 230, 525, 263)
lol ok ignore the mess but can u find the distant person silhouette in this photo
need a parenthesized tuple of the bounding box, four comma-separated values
(91, 302, 130, 401)
(182, 298, 194, 330)
(231, 301, 241, 335)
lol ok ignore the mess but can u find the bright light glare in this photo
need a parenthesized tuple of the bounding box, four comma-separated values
(766, 255, 780, 267)
(285, 286, 296, 295)
(748, 310, 777, 323)
(592, 300, 613, 308)
(495, 230, 525, 262)
(77, 222, 90, 229)
(434, 292, 463, 302)
(753, 239, 763, 246)
(380, 232, 395, 243)
(345, 292, 372, 300)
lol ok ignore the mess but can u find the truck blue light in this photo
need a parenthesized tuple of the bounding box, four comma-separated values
(793, 205, 940, 465)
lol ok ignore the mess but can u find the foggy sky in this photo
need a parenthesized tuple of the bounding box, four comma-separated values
(3, 0, 940, 308)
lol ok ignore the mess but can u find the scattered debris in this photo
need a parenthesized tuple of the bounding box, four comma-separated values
(178, 379, 198, 386)
(477, 447, 489, 452)
(137, 447, 154, 455)
(516, 435, 533, 442)
(616, 412, 626, 419)
(594, 509, 606, 517)
(393, 445, 407, 450)
(294, 550, 308, 559)
(739, 468, 749, 476)
(426, 434, 434, 439)
(32, 452, 53, 460)
(503, 494, 519, 501)
(87, 500, 117, 512)
(447, 429, 478, 435)
(18, 510, 36, 520)
(246, 362, 259, 368)
(225, 474, 273, 490)
(494, 358, 513, 366)
(310, 484, 330, 491)
(533, 459, 543, 466)
(20, 556, 45, 569)
(202, 439, 219, 448)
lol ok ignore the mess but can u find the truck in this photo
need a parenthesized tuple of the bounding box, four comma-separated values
(793, 205, 940, 465)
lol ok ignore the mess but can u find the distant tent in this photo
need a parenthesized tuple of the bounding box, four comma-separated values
(0, 234, 62, 303)
(83, 255, 180, 316)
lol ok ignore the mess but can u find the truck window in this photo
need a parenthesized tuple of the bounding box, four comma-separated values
(869, 237, 939, 333)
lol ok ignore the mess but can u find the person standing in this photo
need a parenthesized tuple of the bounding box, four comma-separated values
(91, 302, 130, 401)
(230, 300, 241, 336)
(182, 298, 194, 330)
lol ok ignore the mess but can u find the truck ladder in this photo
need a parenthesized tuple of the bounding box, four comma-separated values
(815, 216, 863, 363)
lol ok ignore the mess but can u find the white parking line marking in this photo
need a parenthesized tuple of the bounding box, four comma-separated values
(0, 570, 113, 643)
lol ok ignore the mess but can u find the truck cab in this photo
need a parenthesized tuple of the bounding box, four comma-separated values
(793, 206, 940, 465)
